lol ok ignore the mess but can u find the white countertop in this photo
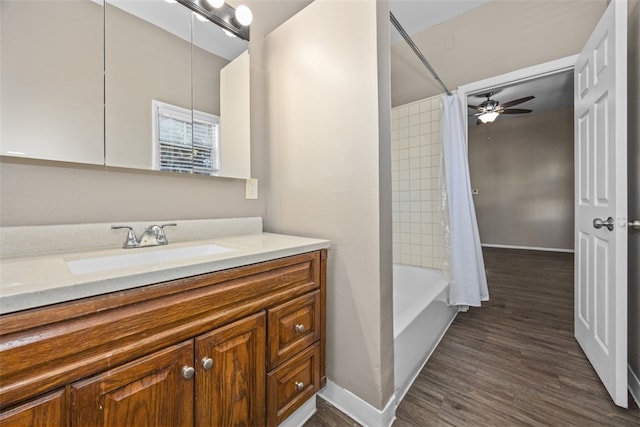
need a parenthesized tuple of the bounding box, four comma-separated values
(0, 232, 330, 314)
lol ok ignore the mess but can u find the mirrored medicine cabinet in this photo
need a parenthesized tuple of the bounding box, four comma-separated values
(0, 0, 251, 179)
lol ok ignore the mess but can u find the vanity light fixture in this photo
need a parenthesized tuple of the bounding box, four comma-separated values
(235, 5, 253, 26)
(176, 0, 251, 41)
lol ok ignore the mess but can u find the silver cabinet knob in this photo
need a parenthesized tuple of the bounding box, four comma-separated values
(630, 220, 640, 231)
(202, 357, 213, 370)
(295, 381, 304, 391)
(182, 366, 195, 380)
(294, 324, 305, 334)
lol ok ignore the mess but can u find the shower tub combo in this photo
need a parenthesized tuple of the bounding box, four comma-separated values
(393, 264, 459, 402)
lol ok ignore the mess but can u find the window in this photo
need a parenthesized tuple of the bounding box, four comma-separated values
(152, 100, 220, 175)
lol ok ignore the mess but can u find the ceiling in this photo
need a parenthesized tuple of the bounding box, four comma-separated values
(389, 0, 490, 42)
(388, 0, 575, 115)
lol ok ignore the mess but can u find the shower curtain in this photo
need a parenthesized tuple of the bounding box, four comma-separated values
(440, 94, 489, 307)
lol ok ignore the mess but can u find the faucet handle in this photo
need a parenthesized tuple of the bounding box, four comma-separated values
(111, 225, 139, 248)
(156, 223, 177, 244)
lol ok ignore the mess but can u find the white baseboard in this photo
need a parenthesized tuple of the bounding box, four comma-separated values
(481, 243, 574, 253)
(279, 395, 316, 427)
(629, 365, 640, 408)
(318, 380, 396, 427)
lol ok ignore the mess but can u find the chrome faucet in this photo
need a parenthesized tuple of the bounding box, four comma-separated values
(111, 223, 177, 248)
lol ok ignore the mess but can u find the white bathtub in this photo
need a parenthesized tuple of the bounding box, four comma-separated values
(393, 264, 458, 403)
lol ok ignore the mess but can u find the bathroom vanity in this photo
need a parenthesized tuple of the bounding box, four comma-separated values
(0, 218, 329, 426)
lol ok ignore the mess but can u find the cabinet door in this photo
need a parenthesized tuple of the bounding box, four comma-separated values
(0, 389, 66, 427)
(195, 312, 266, 427)
(71, 341, 194, 427)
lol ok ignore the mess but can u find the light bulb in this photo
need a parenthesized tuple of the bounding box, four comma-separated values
(479, 112, 499, 123)
(235, 5, 252, 26)
(206, 0, 224, 8)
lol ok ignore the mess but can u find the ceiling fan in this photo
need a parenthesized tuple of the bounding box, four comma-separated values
(468, 92, 535, 125)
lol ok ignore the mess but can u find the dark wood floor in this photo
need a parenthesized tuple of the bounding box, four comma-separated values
(305, 248, 640, 426)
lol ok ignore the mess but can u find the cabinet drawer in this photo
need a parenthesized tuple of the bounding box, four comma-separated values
(266, 343, 320, 427)
(267, 291, 320, 369)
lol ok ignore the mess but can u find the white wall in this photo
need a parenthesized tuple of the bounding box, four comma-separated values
(627, 0, 640, 404)
(264, 0, 394, 412)
(220, 51, 251, 179)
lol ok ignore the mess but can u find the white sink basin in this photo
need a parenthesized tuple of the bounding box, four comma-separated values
(67, 244, 234, 275)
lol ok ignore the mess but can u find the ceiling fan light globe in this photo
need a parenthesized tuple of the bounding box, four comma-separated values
(479, 112, 499, 123)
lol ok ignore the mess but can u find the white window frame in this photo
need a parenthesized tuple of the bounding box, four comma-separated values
(151, 100, 221, 175)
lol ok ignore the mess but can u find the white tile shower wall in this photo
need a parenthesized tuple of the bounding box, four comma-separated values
(391, 96, 445, 270)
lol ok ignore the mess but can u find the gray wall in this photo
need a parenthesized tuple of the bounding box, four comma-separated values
(627, 0, 640, 404)
(264, 0, 394, 411)
(468, 107, 575, 250)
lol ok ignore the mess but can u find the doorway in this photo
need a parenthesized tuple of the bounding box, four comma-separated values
(465, 69, 575, 253)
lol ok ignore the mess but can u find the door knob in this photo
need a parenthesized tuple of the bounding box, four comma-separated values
(593, 217, 615, 231)
(630, 220, 640, 231)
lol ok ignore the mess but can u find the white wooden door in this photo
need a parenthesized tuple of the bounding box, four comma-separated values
(574, 0, 628, 408)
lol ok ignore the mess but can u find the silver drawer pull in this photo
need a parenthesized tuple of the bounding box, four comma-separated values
(182, 366, 195, 380)
(294, 324, 305, 334)
(295, 381, 304, 391)
(202, 357, 213, 370)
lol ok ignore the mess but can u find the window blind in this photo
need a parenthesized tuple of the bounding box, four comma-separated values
(153, 100, 220, 175)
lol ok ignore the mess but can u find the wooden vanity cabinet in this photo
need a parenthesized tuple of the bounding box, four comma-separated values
(0, 249, 327, 427)
(0, 390, 66, 426)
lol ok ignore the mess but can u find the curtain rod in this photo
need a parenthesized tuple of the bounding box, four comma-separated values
(390, 11, 452, 96)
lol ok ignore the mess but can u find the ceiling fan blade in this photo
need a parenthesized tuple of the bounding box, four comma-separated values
(468, 104, 480, 110)
(499, 95, 535, 109)
(476, 118, 484, 126)
(500, 108, 533, 114)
